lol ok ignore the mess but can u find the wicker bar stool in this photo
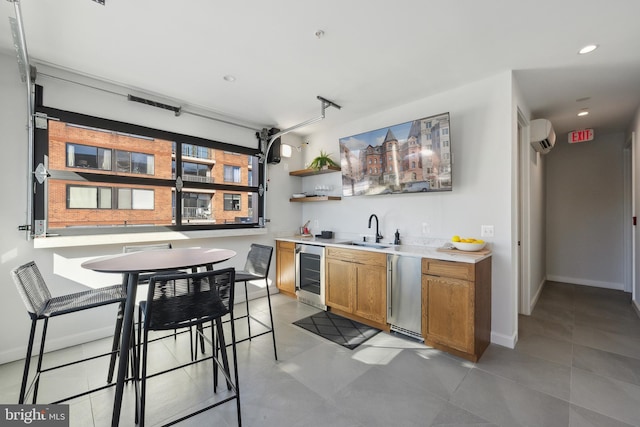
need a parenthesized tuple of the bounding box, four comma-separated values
(11, 261, 127, 404)
(135, 268, 241, 426)
(194, 244, 277, 361)
(233, 244, 277, 360)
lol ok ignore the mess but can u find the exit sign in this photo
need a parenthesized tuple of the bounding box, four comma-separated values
(569, 129, 594, 144)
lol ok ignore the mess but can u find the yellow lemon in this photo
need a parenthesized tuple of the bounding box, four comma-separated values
(452, 235, 461, 242)
(476, 239, 484, 244)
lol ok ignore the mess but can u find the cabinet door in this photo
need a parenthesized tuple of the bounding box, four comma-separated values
(326, 258, 354, 312)
(353, 263, 386, 324)
(423, 275, 474, 354)
(276, 241, 296, 296)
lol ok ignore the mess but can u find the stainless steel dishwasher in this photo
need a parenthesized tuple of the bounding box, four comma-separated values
(387, 254, 423, 341)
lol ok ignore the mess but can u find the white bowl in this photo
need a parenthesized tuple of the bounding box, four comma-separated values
(452, 241, 486, 252)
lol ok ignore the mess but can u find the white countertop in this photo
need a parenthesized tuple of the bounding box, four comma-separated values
(276, 236, 491, 263)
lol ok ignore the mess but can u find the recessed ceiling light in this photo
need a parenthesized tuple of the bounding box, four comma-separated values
(578, 44, 598, 55)
(576, 97, 591, 103)
(223, 75, 236, 82)
(578, 110, 589, 117)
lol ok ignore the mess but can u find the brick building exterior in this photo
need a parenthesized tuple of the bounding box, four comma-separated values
(47, 121, 253, 229)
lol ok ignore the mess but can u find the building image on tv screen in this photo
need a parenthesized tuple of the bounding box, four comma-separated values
(339, 112, 452, 196)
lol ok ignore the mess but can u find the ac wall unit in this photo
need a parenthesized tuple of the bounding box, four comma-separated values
(530, 119, 556, 154)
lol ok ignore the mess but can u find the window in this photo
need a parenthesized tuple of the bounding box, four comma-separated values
(224, 194, 241, 211)
(66, 143, 111, 170)
(67, 185, 153, 210)
(34, 100, 263, 235)
(224, 165, 241, 183)
(116, 150, 154, 175)
(181, 162, 212, 183)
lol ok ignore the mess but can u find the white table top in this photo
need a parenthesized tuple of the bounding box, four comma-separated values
(81, 247, 237, 273)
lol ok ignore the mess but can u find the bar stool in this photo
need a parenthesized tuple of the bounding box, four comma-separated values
(233, 244, 277, 360)
(135, 268, 241, 426)
(11, 261, 127, 404)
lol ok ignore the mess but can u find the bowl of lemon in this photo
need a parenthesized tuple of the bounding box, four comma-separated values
(451, 236, 486, 251)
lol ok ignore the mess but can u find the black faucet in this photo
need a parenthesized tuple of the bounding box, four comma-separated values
(368, 214, 383, 243)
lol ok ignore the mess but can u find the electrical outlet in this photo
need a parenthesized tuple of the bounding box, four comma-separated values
(481, 225, 494, 237)
(422, 222, 430, 234)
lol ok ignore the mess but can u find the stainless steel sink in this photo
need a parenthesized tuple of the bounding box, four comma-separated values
(340, 241, 391, 249)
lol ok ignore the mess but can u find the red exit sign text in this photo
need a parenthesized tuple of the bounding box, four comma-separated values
(569, 129, 594, 144)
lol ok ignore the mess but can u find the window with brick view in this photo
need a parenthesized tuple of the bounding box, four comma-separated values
(39, 118, 260, 233)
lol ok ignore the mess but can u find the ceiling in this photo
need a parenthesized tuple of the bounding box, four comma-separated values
(1, 0, 640, 139)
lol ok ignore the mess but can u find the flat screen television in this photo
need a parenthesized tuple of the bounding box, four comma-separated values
(339, 112, 452, 196)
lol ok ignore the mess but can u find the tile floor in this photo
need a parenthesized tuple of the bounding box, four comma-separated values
(1, 281, 640, 426)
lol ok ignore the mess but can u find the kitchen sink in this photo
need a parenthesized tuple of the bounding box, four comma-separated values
(340, 241, 391, 249)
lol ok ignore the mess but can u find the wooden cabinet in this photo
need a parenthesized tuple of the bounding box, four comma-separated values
(276, 241, 296, 298)
(421, 257, 491, 362)
(326, 247, 387, 329)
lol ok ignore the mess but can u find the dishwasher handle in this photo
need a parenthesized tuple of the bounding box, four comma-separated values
(387, 254, 395, 320)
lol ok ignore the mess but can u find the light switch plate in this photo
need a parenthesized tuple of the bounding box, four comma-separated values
(481, 225, 494, 237)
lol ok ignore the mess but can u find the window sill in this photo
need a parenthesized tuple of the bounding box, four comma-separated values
(32, 227, 268, 249)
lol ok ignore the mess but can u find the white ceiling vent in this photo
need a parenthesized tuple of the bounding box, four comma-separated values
(530, 119, 556, 154)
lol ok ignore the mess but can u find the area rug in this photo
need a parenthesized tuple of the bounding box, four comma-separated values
(293, 311, 380, 350)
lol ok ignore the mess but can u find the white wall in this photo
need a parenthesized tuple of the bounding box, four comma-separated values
(546, 131, 626, 289)
(297, 72, 518, 347)
(0, 52, 303, 363)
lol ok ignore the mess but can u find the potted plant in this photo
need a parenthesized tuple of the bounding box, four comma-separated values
(308, 150, 339, 170)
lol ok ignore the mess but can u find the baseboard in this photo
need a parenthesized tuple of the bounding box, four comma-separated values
(546, 275, 624, 291)
(0, 326, 115, 365)
(491, 330, 517, 349)
(528, 276, 546, 314)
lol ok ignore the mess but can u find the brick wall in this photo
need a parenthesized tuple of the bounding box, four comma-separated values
(48, 121, 174, 228)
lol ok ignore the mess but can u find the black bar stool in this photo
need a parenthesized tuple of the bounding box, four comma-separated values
(11, 261, 127, 404)
(135, 268, 241, 426)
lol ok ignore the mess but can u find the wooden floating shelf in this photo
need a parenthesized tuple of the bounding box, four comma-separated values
(289, 165, 341, 177)
(289, 196, 342, 202)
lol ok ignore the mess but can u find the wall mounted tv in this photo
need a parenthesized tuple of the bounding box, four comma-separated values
(339, 112, 452, 196)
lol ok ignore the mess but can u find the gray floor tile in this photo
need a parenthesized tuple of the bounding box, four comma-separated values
(518, 313, 573, 342)
(572, 344, 640, 386)
(429, 401, 498, 426)
(574, 310, 640, 339)
(569, 404, 635, 427)
(279, 339, 375, 400)
(515, 329, 574, 366)
(572, 323, 640, 359)
(380, 345, 473, 400)
(531, 298, 575, 325)
(475, 344, 572, 400)
(329, 365, 448, 427)
(450, 368, 570, 427)
(571, 367, 640, 426)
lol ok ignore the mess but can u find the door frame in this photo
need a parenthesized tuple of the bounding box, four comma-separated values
(517, 109, 530, 314)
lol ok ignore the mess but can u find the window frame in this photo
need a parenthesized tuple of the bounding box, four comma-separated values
(33, 95, 264, 236)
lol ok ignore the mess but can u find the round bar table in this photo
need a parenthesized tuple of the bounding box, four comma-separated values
(82, 247, 236, 427)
